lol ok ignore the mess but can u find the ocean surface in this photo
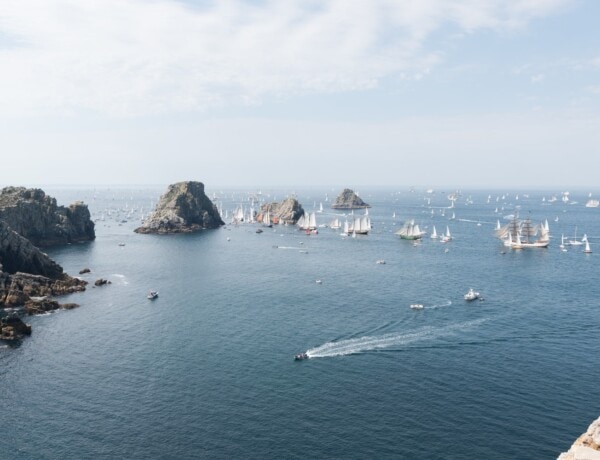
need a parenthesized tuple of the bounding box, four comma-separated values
(1, 186, 599, 459)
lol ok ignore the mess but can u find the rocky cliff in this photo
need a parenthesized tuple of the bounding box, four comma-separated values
(0, 220, 86, 309)
(134, 181, 224, 234)
(331, 189, 370, 209)
(558, 417, 600, 460)
(0, 186, 95, 247)
(259, 198, 305, 224)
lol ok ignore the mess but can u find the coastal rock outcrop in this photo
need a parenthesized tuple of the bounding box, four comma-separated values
(558, 416, 600, 460)
(331, 189, 370, 209)
(0, 221, 87, 309)
(134, 181, 224, 234)
(258, 198, 305, 224)
(0, 186, 95, 246)
(0, 313, 32, 340)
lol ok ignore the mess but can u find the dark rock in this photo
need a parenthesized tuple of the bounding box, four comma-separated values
(0, 186, 95, 246)
(134, 181, 224, 234)
(0, 271, 87, 308)
(331, 189, 370, 209)
(259, 198, 305, 224)
(0, 313, 32, 340)
(0, 220, 67, 279)
(94, 278, 109, 286)
(79, 268, 91, 274)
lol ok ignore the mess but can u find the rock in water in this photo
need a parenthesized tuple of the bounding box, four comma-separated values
(0, 186, 95, 246)
(331, 188, 370, 209)
(558, 416, 600, 460)
(134, 181, 224, 234)
(0, 221, 87, 308)
(259, 198, 305, 224)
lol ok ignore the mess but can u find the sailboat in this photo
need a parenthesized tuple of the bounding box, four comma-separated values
(318, 202, 324, 213)
(584, 239, 592, 253)
(440, 226, 452, 243)
(568, 227, 584, 246)
(430, 225, 438, 239)
(498, 217, 550, 249)
(262, 208, 272, 227)
(330, 218, 341, 230)
(395, 220, 425, 240)
(349, 216, 370, 235)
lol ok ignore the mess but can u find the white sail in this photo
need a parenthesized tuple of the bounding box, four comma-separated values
(343, 220, 349, 234)
(296, 214, 306, 229)
(309, 212, 317, 229)
(431, 226, 438, 239)
(318, 202, 323, 213)
(263, 210, 271, 226)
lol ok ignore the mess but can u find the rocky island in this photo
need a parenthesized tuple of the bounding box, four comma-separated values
(331, 188, 370, 209)
(134, 181, 224, 234)
(258, 197, 305, 225)
(0, 188, 93, 340)
(0, 186, 95, 246)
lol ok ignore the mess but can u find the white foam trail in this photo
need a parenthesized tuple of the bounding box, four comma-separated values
(111, 274, 129, 285)
(428, 300, 452, 310)
(306, 319, 486, 358)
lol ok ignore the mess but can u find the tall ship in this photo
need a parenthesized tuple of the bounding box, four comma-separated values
(296, 212, 317, 231)
(496, 217, 550, 249)
(395, 219, 425, 240)
(349, 215, 371, 235)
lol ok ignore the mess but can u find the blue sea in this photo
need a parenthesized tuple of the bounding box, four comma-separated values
(1, 186, 599, 459)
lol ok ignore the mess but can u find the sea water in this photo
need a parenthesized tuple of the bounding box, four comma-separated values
(1, 187, 599, 459)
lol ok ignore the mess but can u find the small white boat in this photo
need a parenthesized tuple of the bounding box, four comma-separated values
(376, 259, 386, 264)
(147, 290, 159, 300)
(584, 240, 592, 254)
(315, 279, 322, 284)
(410, 304, 424, 310)
(464, 288, 480, 301)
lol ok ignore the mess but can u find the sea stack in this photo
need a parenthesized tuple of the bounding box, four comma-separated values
(134, 181, 224, 234)
(259, 198, 305, 225)
(331, 188, 370, 209)
(0, 186, 95, 246)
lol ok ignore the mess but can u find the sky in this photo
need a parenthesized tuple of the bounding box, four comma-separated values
(0, 0, 599, 188)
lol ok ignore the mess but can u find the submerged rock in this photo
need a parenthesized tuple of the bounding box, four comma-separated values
(331, 189, 370, 209)
(134, 181, 224, 234)
(0, 186, 95, 247)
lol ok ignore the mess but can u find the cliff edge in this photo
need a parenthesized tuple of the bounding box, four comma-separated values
(558, 417, 600, 460)
(134, 181, 224, 234)
(0, 186, 95, 247)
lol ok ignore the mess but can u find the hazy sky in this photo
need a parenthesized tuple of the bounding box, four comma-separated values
(1, 0, 598, 188)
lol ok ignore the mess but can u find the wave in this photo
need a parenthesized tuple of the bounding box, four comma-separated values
(306, 319, 486, 359)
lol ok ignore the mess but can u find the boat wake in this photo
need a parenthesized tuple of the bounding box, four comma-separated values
(111, 274, 129, 285)
(306, 319, 486, 359)
(427, 300, 452, 310)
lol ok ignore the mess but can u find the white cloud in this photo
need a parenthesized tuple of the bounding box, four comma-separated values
(0, 0, 573, 117)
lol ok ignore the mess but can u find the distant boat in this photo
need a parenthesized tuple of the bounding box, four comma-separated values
(147, 290, 158, 300)
(584, 240, 592, 254)
(294, 352, 309, 361)
(497, 217, 549, 249)
(430, 225, 438, 239)
(464, 288, 480, 301)
(395, 219, 425, 240)
(586, 199, 599, 208)
(297, 212, 317, 231)
(410, 304, 424, 310)
(318, 202, 324, 213)
(349, 215, 371, 235)
(376, 259, 386, 265)
(568, 227, 584, 246)
(329, 218, 341, 230)
(440, 226, 452, 243)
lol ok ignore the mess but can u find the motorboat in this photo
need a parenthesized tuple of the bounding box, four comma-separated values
(464, 288, 480, 301)
(147, 290, 159, 300)
(294, 352, 309, 361)
(376, 259, 386, 264)
(410, 304, 424, 310)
